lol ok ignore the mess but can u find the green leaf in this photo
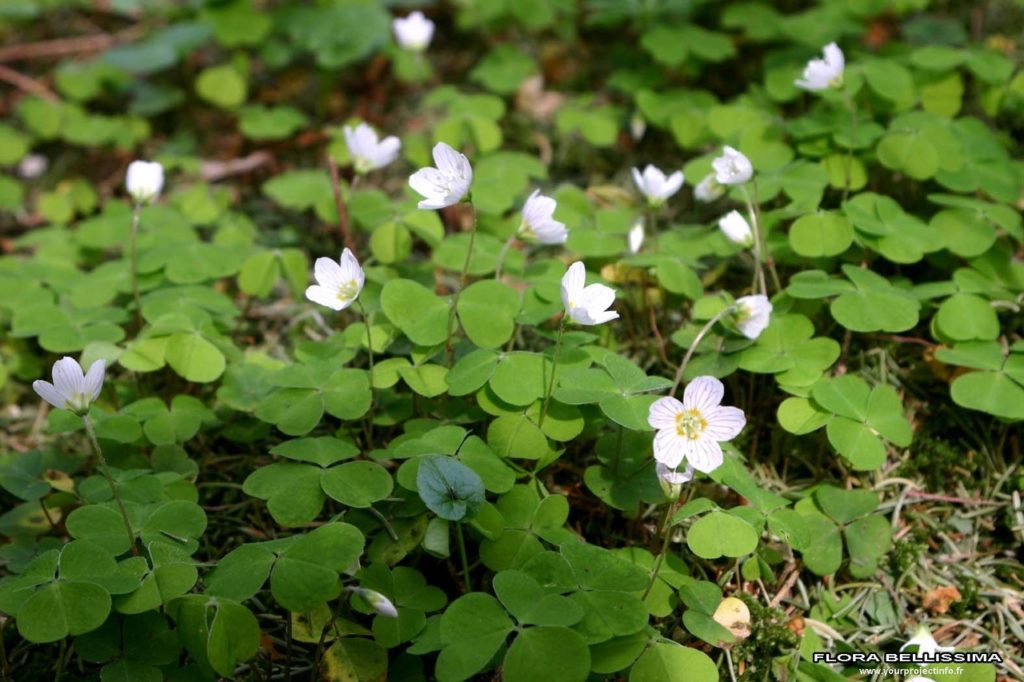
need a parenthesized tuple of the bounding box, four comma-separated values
(270, 437, 359, 468)
(16, 581, 111, 643)
(381, 279, 450, 347)
(457, 280, 520, 349)
(164, 332, 226, 383)
(321, 461, 394, 508)
(169, 595, 259, 677)
(504, 626, 591, 682)
(416, 456, 486, 521)
(629, 642, 718, 682)
(195, 64, 247, 109)
(789, 211, 853, 257)
(798, 511, 842, 575)
(271, 523, 365, 612)
(935, 294, 999, 342)
(437, 593, 514, 682)
(844, 515, 891, 578)
(687, 512, 758, 559)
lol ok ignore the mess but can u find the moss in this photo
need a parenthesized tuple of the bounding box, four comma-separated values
(734, 594, 800, 682)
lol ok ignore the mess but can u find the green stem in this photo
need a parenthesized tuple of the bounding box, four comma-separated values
(129, 203, 142, 329)
(494, 235, 515, 280)
(455, 522, 472, 592)
(446, 202, 477, 366)
(669, 305, 735, 397)
(82, 415, 137, 555)
(539, 316, 567, 429)
(641, 501, 675, 600)
(843, 92, 858, 203)
(356, 299, 375, 449)
(740, 185, 767, 296)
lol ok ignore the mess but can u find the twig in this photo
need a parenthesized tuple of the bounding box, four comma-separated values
(200, 151, 274, 182)
(0, 64, 58, 101)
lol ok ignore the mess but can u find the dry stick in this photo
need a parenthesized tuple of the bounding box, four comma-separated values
(669, 305, 736, 397)
(0, 64, 58, 101)
(129, 203, 143, 329)
(82, 415, 138, 555)
(445, 202, 477, 366)
(326, 154, 355, 252)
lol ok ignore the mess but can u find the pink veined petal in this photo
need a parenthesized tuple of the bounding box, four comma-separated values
(653, 429, 686, 468)
(682, 437, 724, 473)
(530, 193, 556, 221)
(314, 256, 344, 289)
(703, 405, 746, 442)
(561, 261, 586, 309)
(648, 396, 684, 430)
(32, 380, 66, 410)
(339, 249, 362, 282)
(683, 375, 724, 413)
(306, 285, 347, 311)
(83, 359, 106, 402)
(52, 357, 84, 399)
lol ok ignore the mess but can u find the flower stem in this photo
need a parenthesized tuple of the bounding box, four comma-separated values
(843, 92, 858, 203)
(446, 202, 477, 366)
(81, 415, 137, 555)
(356, 299, 375, 450)
(454, 521, 472, 592)
(539, 316, 567, 429)
(494, 235, 515, 280)
(669, 305, 735, 397)
(641, 501, 676, 600)
(129, 202, 143, 329)
(740, 185, 768, 296)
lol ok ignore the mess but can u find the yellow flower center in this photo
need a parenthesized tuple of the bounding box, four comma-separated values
(337, 279, 360, 302)
(675, 408, 707, 440)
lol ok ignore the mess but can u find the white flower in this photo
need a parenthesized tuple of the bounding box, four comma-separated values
(344, 123, 401, 174)
(631, 165, 684, 206)
(349, 587, 399, 618)
(305, 248, 365, 311)
(735, 295, 772, 340)
(795, 42, 845, 92)
(647, 376, 745, 473)
(33, 357, 106, 415)
(125, 160, 164, 204)
(627, 220, 644, 254)
(18, 153, 48, 179)
(392, 11, 434, 52)
(712, 146, 753, 186)
(560, 261, 618, 326)
(408, 142, 473, 210)
(718, 210, 753, 247)
(519, 190, 567, 245)
(900, 625, 954, 659)
(657, 462, 694, 498)
(694, 174, 724, 203)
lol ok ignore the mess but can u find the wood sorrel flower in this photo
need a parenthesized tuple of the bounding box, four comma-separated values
(795, 42, 845, 91)
(712, 146, 753, 186)
(519, 189, 567, 244)
(344, 123, 401, 174)
(348, 587, 399, 618)
(734, 295, 772, 340)
(560, 261, 618, 326)
(899, 625, 954, 658)
(33, 356, 106, 415)
(409, 142, 473, 210)
(125, 160, 164, 204)
(648, 376, 745, 473)
(694, 173, 724, 202)
(392, 11, 434, 52)
(718, 210, 753, 247)
(305, 248, 365, 311)
(627, 219, 644, 254)
(656, 462, 694, 498)
(632, 165, 684, 206)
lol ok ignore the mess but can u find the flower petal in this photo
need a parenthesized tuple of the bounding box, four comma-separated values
(682, 437, 724, 473)
(703, 405, 746, 441)
(32, 380, 66, 410)
(306, 285, 347, 311)
(52, 357, 84, 399)
(682, 375, 724, 413)
(653, 429, 685, 468)
(648, 396, 683, 430)
(314, 257, 344, 290)
(83, 359, 106, 402)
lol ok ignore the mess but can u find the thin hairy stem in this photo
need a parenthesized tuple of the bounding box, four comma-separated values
(455, 522, 472, 591)
(356, 299, 376, 448)
(539, 316, 567, 429)
(494, 235, 516, 280)
(446, 202, 477, 366)
(82, 415, 137, 555)
(129, 203, 143, 329)
(669, 305, 735, 396)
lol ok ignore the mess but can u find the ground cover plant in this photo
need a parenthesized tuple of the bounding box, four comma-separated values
(0, 0, 1023, 680)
